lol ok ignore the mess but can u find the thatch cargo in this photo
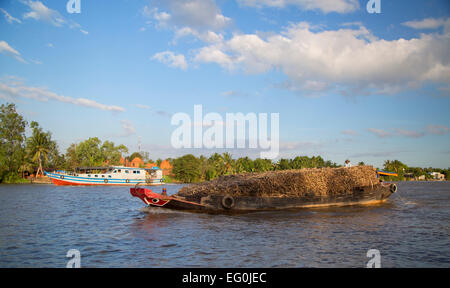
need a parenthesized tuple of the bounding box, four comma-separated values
(177, 166, 380, 198)
(131, 166, 396, 213)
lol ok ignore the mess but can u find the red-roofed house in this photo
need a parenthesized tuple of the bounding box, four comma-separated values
(130, 157, 144, 168)
(145, 162, 157, 169)
(160, 159, 173, 176)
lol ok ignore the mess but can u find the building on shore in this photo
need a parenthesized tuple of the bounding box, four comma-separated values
(417, 175, 426, 181)
(404, 173, 427, 181)
(160, 160, 172, 176)
(119, 156, 173, 176)
(429, 172, 445, 181)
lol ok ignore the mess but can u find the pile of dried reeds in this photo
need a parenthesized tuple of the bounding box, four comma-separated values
(177, 166, 379, 198)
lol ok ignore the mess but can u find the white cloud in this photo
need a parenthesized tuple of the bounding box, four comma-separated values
(23, 0, 65, 26)
(194, 45, 235, 69)
(153, 0, 231, 30)
(0, 41, 27, 63)
(0, 77, 125, 112)
(402, 18, 450, 33)
(194, 22, 450, 95)
(22, 1, 88, 34)
(173, 27, 224, 44)
(142, 0, 229, 44)
(152, 51, 188, 70)
(0, 8, 22, 24)
(120, 120, 136, 137)
(367, 128, 392, 138)
(238, 0, 360, 14)
(143, 7, 171, 28)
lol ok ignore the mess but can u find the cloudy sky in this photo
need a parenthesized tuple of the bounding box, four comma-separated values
(0, 0, 449, 168)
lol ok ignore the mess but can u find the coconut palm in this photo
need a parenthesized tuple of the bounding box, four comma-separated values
(222, 152, 234, 174)
(26, 122, 52, 177)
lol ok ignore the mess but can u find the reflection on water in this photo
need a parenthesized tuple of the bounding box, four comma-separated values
(0, 182, 449, 267)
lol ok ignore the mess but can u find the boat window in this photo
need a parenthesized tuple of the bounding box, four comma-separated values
(102, 175, 105, 178)
(113, 170, 117, 173)
(108, 175, 111, 178)
(136, 171, 140, 174)
(88, 175, 91, 177)
(118, 170, 121, 173)
(95, 175, 98, 177)
(133, 170, 137, 174)
(125, 170, 129, 174)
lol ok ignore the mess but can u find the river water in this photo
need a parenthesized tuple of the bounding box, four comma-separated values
(0, 182, 449, 267)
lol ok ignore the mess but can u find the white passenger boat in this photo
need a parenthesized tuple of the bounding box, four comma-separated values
(45, 166, 164, 186)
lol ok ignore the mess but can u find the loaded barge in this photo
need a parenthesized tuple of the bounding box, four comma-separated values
(130, 166, 397, 213)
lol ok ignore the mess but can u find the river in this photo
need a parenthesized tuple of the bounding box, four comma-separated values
(0, 181, 449, 267)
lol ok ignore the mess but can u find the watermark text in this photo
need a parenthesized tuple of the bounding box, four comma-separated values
(171, 105, 279, 159)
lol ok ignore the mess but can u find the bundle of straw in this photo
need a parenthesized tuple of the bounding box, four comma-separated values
(177, 166, 379, 198)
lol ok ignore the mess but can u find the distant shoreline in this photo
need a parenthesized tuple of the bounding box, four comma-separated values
(1, 179, 448, 186)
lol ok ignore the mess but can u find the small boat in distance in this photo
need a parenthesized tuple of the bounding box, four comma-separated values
(45, 166, 164, 186)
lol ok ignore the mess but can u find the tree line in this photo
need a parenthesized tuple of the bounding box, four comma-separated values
(170, 153, 340, 183)
(382, 160, 450, 181)
(1, 102, 448, 183)
(0, 103, 131, 183)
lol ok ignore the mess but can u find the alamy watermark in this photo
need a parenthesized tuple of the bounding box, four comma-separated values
(171, 105, 280, 159)
(366, 0, 381, 14)
(66, 249, 81, 268)
(366, 249, 381, 268)
(66, 0, 81, 14)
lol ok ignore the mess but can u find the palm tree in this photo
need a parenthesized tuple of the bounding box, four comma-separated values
(222, 152, 234, 174)
(208, 153, 225, 176)
(27, 122, 52, 177)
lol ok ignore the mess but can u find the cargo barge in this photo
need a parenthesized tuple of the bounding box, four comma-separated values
(130, 182, 396, 213)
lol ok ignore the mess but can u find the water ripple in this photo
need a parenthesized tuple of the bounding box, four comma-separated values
(0, 182, 449, 267)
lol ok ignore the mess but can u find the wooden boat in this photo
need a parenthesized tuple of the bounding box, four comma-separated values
(130, 182, 397, 214)
(376, 170, 399, 177)
(45, 166, 164, 186)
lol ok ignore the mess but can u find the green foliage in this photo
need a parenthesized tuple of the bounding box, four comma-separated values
(172, 154, 202, 183)
(1, 104, 447, 184)
(101, 141, 128, 165)
(383, 160, 408, 180)
(443, 169, 450, 180)
(169, 154, 339, 183)
(129, 152, 143, 161)
(274, 156, 337, 171)
(0, 103, 27, 182)
(26, 121, 57, 176)
(64, 137, 128, 170)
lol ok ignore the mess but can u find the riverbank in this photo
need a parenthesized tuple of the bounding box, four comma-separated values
(1, 177, 51, 184)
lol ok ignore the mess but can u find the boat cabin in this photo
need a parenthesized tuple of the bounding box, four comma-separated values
(73, 166, 162, 180)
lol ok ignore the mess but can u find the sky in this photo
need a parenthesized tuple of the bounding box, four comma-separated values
(0, 0, 449, 168)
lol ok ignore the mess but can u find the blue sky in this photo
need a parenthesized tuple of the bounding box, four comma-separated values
(0, 0, 449, 168)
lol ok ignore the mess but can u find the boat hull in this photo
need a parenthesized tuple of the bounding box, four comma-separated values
(131, 183, 395, 214)
(46, 172, 164, 186)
